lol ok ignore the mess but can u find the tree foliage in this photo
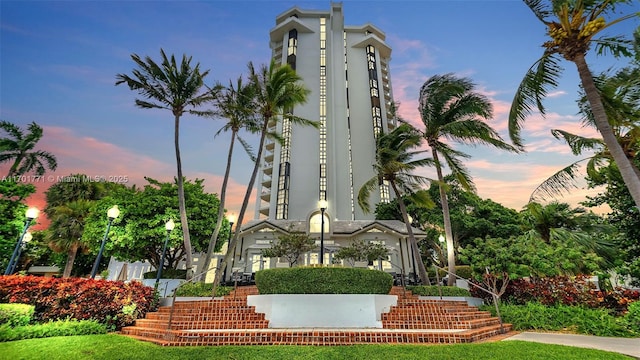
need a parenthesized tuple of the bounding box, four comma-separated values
(82, 177, 223, 272)
(334, 240, 390, 266)
(261, 231, 316, 267)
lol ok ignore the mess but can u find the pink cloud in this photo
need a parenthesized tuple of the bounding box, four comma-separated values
(3, 126, 255, 228)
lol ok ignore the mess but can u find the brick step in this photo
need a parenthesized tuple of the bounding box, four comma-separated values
(382, 311, 492, 321)
(121, 327, 509, 346)
(157, 300, 253, 314)
(132, 319, 270, 330)
(157, 300, 251, 310)
(146, 312, 266, 321)
(389, 306, 480, 314)
(382, 317, 502, 330)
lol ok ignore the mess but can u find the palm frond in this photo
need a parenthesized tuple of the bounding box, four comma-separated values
(529, 158, 591, 203)
(524, 0, 553, 23)
(509, 53, 563, 149)
(594, 36, 634, 58)
(357, 177, 381, 214)
(551, 129, 604, 155)
(237, 135, 257, 163)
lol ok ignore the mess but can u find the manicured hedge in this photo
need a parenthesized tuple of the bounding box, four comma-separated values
(408, 285, 471, 297)
(255, 267, 393, 294)
(0, 304, 34, 327)
(0, 319, 107, 342)
(0, 275, 156, 330)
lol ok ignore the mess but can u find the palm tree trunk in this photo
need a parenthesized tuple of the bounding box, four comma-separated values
(200, 130, 237, 279)
(391, 181, 430, 285)
(432, 149, 456, 286)
(574, 54, 640, 208)
(212, 117, 269, 288)
(63, 243, 78, 278)
(174, 114, 194, 280)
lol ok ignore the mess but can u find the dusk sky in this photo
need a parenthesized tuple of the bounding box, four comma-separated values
(1, 0, 639, 225)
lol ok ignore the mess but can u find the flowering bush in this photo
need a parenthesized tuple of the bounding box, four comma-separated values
(0, 275, 157, 330)
(470, 274, 640, 314)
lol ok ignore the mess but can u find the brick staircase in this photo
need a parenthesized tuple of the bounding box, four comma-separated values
(120, 286, 510, 346)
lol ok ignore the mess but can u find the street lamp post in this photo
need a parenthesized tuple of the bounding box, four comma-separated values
(155, 219, 175, 287)
(4, 207, 39, 275)
(318, 199, 328, 265)
(8, 232, 33, 274)
(90, 205, 120, 279)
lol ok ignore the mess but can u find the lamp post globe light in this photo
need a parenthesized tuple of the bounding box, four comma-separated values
(318, 199, 328, 265)
(90, 205, 120, 279)
(155, 219, 175, 286)
(4, 207, 39, 275)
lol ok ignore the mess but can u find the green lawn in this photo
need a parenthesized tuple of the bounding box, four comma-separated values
(0, 334, 633, 360)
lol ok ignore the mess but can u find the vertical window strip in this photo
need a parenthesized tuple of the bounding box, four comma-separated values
(366, 45, 389, 203)
(344, 31, 355, 219)
(319, 17, 327, 202)
(275, 28, 298, 220)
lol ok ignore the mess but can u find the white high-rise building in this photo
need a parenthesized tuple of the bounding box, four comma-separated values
(255, 2, 396, 221)
(229, 3, 425, 282)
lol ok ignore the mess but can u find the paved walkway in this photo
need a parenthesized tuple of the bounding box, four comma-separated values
(503, 332, 640, 358)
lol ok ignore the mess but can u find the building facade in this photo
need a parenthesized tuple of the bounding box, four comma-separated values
(255, 2, 396, 221)
(228, 3, 425, 282)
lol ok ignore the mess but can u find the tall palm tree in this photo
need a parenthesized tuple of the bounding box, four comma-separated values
(116, 49, 216, 279)
(212, 59, 316, 288)
(358, 123, 434, 285)
(510, 0, 640, 208)
(417, 74, 519, 285)
(47, 199, 95, 278)
(200, 76, 259, 276)
(0, 121, 57, 177)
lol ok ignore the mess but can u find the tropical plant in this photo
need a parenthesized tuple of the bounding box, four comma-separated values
(417, 74, 518, 285)
(212, 59, 315, 288)
(334, 240, 390, 266)
(510, 0, 640, 208)
(46, 200, 95, 277)
(116, 49, 217, 279)
(261, 231, 317, 267)
(200, 75, 259, 276)
(520, 201, 618, 267)
(0, 121, 57, 177)
(358, 123, 434, 285)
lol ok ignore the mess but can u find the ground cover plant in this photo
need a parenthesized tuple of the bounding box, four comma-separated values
(0, 334, 633, 360)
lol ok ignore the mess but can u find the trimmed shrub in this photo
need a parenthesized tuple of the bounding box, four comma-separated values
(428, 265, 473, 281)
(256, 267, 393, 294)
(142, 269, 187, 279)
(0, 319, 107, 342)
(174, 283, 232, 297)
(0, 304, 34, 327)
(408, 286, 471, 297)
(0, 275, 156, 330)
